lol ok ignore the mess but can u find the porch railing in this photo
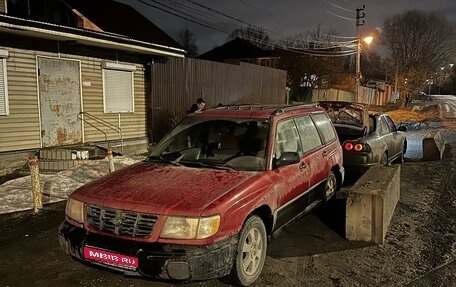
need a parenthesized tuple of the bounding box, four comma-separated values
(78, 112, 124, 153)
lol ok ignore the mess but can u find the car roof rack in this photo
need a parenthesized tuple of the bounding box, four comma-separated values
(272, 103, 319, 115)
(214, 104, 285, 110)
(214, 103, 319, 113)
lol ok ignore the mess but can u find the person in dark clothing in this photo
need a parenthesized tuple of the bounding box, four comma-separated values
(188, 98, 206, 114)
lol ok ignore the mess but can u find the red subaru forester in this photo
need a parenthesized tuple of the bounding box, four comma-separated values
(59, 104, 344, 286)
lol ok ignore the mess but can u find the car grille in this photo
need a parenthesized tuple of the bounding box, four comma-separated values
(86, 205, 157, 237)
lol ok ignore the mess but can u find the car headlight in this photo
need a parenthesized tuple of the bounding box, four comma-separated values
(160, 215, 220, 239)
(65, 198, 84, 224)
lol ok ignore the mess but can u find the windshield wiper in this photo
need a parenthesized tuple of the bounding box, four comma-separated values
(186, 161, 234, 171)
(146, 155, 184, 166)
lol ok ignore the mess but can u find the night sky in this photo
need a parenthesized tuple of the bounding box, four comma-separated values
(117, 0, 456, 55)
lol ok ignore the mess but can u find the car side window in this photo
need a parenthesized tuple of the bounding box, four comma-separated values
(385, 116, 397, 132)
(294, 116, 322, 153)
(275, 119, 302, 159)
(379, 117, 391, 135)
(368, 115, 376, 133)
(310, 113, 337, 144)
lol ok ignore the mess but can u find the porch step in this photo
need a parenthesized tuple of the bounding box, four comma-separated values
(38, 146, 107, 173)
(38, 159, 88, 173)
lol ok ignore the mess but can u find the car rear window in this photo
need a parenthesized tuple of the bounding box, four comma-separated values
(294, 115, 323, 153)
(311, 113, 337, 144)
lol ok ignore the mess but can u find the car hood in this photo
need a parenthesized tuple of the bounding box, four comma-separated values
(71, 161, 258, 216)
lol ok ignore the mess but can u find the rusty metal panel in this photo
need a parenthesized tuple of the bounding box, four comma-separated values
(38, 57, 82, 147)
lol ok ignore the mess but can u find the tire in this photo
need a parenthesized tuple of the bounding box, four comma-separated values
(226, 215, 267, 286)
(396, 151, 405, 164)
(381, 152, 388, 166)
(325, 171, 337, 201)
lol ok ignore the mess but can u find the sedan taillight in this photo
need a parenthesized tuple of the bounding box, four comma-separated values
(344, 141, 370, 152)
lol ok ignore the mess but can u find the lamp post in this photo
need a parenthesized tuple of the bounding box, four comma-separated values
(355, 36, 373, 102)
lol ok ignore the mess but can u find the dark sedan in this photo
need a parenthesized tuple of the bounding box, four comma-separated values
(319, 101, 407, 174)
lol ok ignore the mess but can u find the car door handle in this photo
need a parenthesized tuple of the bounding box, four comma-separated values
(299, 162, 307, 169)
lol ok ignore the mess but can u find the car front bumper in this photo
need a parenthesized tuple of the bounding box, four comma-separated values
(58, 221, 237, 281)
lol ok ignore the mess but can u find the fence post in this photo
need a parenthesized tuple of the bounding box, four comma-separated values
(107, 148, 115, 173)
(28, 155, 42, 212)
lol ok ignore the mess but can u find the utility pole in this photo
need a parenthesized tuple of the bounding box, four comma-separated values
(356, 5, 366, 28)
(355, 5, 365, 102)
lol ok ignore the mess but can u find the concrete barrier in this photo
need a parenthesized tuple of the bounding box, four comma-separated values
(346, 165, 401, 244)
(422, 131, 445, 161)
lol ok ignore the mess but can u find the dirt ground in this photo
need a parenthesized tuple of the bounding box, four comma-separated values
(0, 138, 455, 286)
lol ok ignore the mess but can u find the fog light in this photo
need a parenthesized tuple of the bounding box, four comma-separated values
(166, 261, 191, 280)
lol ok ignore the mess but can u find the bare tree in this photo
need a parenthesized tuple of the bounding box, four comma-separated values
(227, 25, 272, 49)
(383, 10, 454, 105)
(276, 27, 352, 102)
(176, 28, 199, 58)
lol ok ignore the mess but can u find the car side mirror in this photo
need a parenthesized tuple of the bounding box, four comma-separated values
(397, 125, 407, 132)
(273, 152, 300, 168)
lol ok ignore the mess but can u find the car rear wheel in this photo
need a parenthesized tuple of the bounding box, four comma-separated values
(325, 171, 337, 201)
(394, 151, 405, 164)
(226, 215, 267, 286)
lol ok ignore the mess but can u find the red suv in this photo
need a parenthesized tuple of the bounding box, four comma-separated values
(59, 104, 344, 286)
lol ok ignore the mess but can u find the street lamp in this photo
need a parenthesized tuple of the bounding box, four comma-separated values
(355, 36, 374, 102)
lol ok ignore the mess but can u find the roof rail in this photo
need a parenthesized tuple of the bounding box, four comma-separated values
(214, 104, 287, 111)
(273, 103, 319, 115)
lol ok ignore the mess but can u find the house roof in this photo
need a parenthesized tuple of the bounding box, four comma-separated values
(0, 14, 185, 57)
(63, 0, 181, 50)
(198, 38, 274, 61)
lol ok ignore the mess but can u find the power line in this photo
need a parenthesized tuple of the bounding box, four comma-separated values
(325, 10, 355, 21)
(238, 0, 272, 16)
(183, 0, 251, 26)
(136, 0, 229, 34)
(137, 0, 361, 57)
(161, 0, 228, 24)
(324, 0, 353, 13)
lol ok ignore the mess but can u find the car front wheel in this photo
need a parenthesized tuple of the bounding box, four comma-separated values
(226, 215, 267, 286)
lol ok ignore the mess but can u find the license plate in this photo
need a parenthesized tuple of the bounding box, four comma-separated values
(83, 246, 139, 269)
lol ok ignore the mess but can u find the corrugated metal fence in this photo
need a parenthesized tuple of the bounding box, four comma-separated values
(150, 58, 287, 142)
(312, 86, 393, 105)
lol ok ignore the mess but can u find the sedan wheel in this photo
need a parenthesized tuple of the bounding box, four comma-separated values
(226, 215, 267, 286)
(381, 152, 388, 165)
(397, 151, 405, 163)
(325, 171, 337, 201)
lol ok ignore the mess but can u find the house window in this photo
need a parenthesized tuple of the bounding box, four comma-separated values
(0, 50, 9, 116)
(102, 62, 135, 113)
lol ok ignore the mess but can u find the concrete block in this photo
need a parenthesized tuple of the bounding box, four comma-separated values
(346, 165, 401, 244)
(422, 131, 445, 161)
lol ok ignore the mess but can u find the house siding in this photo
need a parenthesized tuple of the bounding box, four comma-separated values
(0, 48, 41, 152)
(0, 0, 6, 13)
(0, 44, 147, 153)
(79, 59, 146, 143)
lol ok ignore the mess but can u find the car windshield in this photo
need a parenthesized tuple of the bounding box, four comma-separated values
(149, 117, 269, 171)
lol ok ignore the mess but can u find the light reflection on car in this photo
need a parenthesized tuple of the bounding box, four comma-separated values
(150, 118, 269, 171)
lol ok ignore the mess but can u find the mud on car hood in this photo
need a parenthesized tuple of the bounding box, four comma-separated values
(318, 101, 369, 128)
(71, 161, 258, 216)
